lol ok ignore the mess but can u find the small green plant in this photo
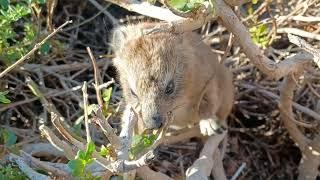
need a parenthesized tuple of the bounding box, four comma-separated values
(247, 0, 270, 48)
(249, 24, 270, 48)
(167, 0, 205, 13)
(102, 87, 116, 116)
(0, 0, 48, 66)
(251, 0, 258, 4)
(129, 134, 157, 159)
(0, 90, 11, 104)
(102, 87, 112, 107)
(67, 140, 100, 180)
(0, 128, 17, 146)
(0, 165, 28, 180)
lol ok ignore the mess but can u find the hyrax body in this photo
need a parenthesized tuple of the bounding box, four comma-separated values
(111, 23, 234, 136)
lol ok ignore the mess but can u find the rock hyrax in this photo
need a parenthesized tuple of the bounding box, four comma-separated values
(111, 23, 234, 136)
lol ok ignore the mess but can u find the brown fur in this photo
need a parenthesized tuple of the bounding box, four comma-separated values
(111, 23, 234, 135)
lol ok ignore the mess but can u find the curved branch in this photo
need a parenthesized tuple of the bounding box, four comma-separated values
(279, 74, 320, 180)
(215, 0, 313, 80)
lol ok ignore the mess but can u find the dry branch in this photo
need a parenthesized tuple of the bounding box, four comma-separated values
(7, 153, 51, 180)
(39, 125, 76, 160)
(87, 47, 104, 109)
(278, 28, 320, 41)
(215, 0, 312, 79)
(37, 92, 168, 178)
(22, 143, 64, 157)
(288, 34, 320, 68)
(186, 131, 227, 179)
(21, 151, 70, 178)
(279, 74, 320, 179)
(137, 166, 174, 180)
(92, 106, 121, 148)
(82, 81, 91, 142)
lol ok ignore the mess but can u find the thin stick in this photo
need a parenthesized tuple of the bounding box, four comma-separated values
(87, 47, 104, 109)
(230, 162, 246, 180)
(220, 33, 234, 63)
(21, 151, 70, 178)
(92, 105, 121, 148)
(0, 20, 72, 78)
(82, 81, 91, 142)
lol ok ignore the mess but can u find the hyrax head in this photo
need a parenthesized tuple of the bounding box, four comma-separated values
(111, 24, 190, 130)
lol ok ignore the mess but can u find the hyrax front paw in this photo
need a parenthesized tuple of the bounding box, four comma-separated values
(199, 118, 224, 136)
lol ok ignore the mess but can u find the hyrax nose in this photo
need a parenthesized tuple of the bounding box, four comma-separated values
(145, 115, 163, 130)
(152, 115, 163, 128)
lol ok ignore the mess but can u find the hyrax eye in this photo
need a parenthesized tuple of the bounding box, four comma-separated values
(130, 88, 138, 98)
(165, 80, 175, 95)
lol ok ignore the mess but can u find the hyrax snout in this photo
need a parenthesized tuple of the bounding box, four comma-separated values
(111, 23, 234, 135)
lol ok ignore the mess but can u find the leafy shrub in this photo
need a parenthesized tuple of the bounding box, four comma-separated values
(0, 165, 28, 180)
(0, 0, 47, 66)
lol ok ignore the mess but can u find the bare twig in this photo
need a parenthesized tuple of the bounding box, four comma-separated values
(220, 32, 234, 63)
(82, 81, 91, 142)
(186, 131, 227, 179)
(39, 125, 76, 160)
(118, 106, 138, 180)
(87, 47, 104, 108)
(278, 28, 320, 41)
(136, 166, 174, 180)
(21, 151, 70, 178)
(288, 33, 320, 68)
(92, 105, 121, 148)
(0, 20, 72, 78)
(7, 153, 51, 180)
(87, 0, 119, 25)
(230, 162, 246, 180)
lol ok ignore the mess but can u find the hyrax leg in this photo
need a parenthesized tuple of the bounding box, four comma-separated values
(198, 79, 226, 136)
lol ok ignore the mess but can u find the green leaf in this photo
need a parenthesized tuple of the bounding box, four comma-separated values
(85, 140, 96, 160)
(4, 130, 17, 146)
(102, 87, 112, 103)
(39, 41, 50, 55)
(167, 0, 187, 11)
(143, 134, 156, 146)
(4, 130, 18, 146)
(0, 165, 28, 180)
(23, 23, 36, 42)
(73, 115, 84, 136)
(38, 0, 46, 4)
(131, 135, 143, 147)
(68, 159, 85, 176)
(185, 0, 204, 10)
(86, 158, 94, 165)
(87, 104, 96, 115)
(100, 145, 109, 157)
(0, 91, 11, 104)
(252, 0, 258, 4)
(129, 134, 157, 159)
(0, 0, 9, 10)
(76, 150, 86, 160)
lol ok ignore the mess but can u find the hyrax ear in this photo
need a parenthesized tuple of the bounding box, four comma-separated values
(111, 27, 127, 51)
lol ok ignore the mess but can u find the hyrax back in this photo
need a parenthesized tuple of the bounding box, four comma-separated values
(111, 23, 234, 135)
